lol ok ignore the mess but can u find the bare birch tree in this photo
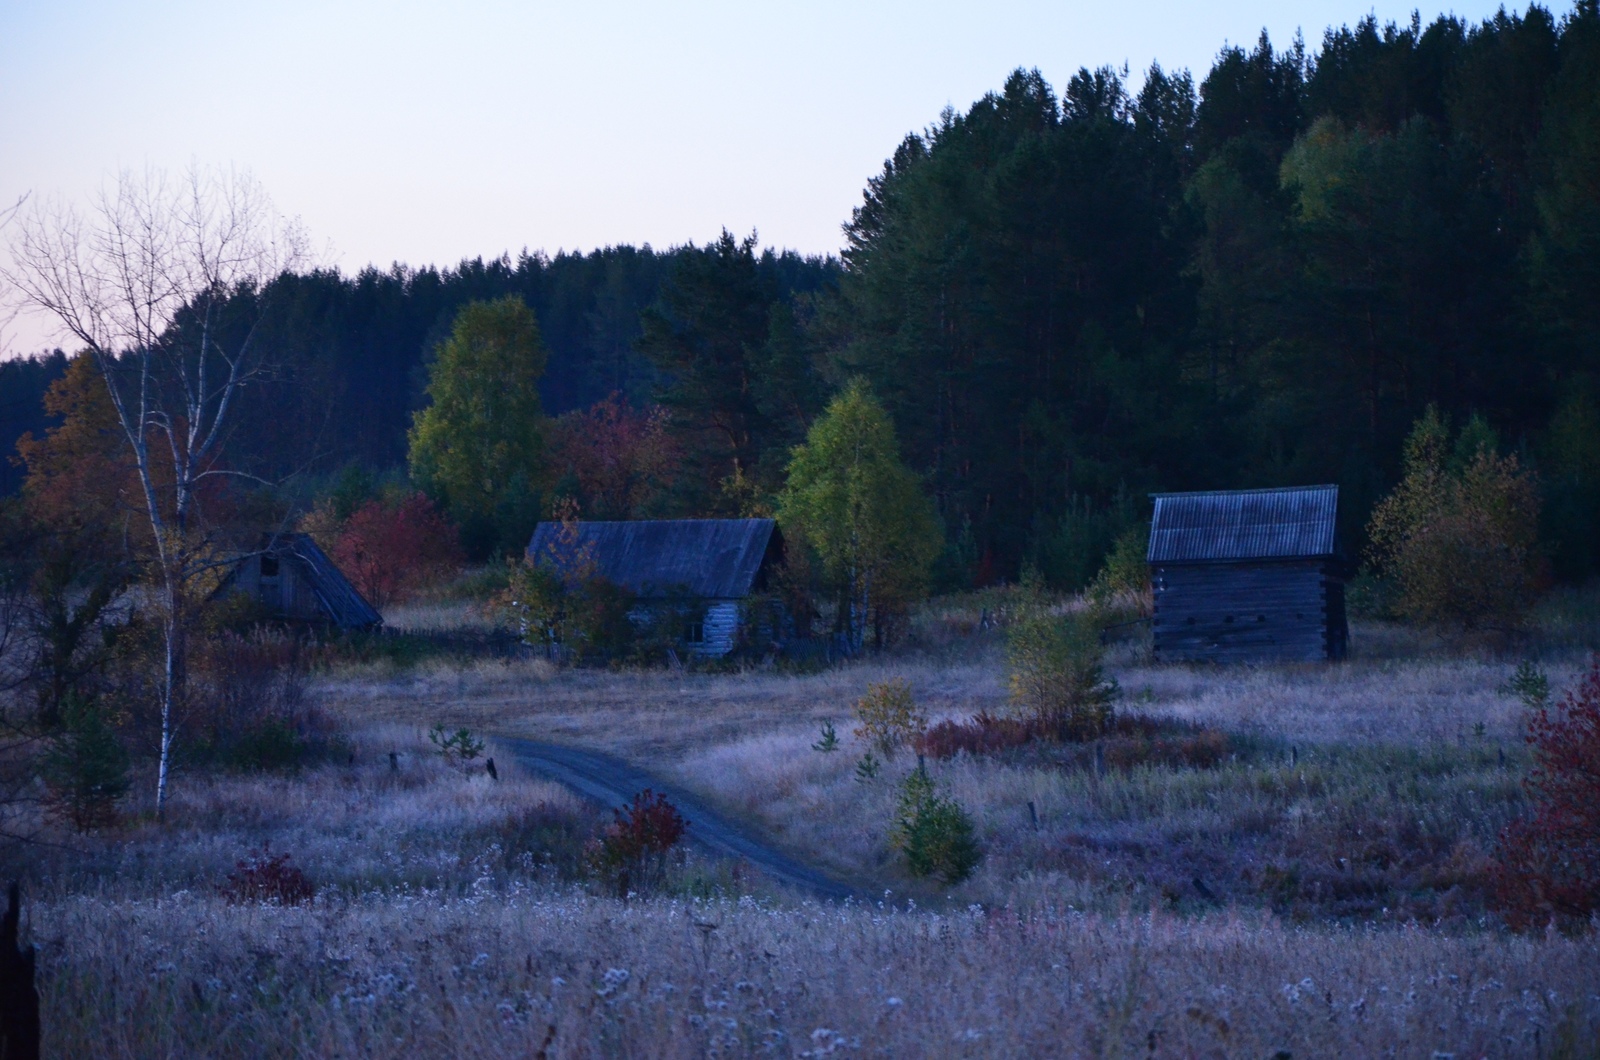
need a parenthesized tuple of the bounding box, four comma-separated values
(3, 166, 306, 817)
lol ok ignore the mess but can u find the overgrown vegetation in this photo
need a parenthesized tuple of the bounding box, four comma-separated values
(586, 789, 688, 897)
(1493, 657, 1600, 930)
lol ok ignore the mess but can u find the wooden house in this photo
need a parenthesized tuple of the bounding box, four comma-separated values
(525, 518, 783, 657)
(1147, 485, 1347, 663)
(221, 534, 382, 630)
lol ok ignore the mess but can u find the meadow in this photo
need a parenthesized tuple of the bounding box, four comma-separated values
(11, 605, 1600, 1056)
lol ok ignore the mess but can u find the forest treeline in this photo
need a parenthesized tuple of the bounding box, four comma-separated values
(4, 1, 1598, 587)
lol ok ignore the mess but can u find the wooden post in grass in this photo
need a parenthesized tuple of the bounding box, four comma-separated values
(0, 882, 40, 1060)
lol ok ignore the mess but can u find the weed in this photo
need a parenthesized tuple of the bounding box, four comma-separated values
(220, 845, 315, 906)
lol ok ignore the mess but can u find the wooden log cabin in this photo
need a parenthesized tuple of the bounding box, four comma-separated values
(525, 518, 784, 657)
(1148, 485, 1348, 663)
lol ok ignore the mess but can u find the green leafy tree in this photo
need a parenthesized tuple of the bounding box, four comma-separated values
(778, 381, 942, 650)
(408, 296, 548, 558)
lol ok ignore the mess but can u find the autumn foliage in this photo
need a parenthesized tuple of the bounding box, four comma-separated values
(330, 493, 463, 609)
(1493, 657, 1600, 930)
(546, 393, 677, 519)
(586, 789, 687, 896)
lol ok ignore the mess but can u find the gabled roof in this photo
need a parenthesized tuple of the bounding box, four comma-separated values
(526, 519, 779, 599)
(1147, 485, 1339, 563)
(274, 533, 383, 628)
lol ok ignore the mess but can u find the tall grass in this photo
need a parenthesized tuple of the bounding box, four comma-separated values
(33, 892, 1598, 1057)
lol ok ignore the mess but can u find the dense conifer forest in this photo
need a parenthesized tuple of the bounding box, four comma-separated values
(4, 1, 1598, 587)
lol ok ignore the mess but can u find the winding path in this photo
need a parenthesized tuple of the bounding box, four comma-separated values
(502, 739, 859, 902)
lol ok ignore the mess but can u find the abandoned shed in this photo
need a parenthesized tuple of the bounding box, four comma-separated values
(1147, 485, 1348, 663)
(525, 518, 783, 656)
(220, 533, 382, 631)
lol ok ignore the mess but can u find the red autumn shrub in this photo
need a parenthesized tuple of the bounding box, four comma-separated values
(917, 712, 1045, 759)
(1493, 657, 1600, 931)
(587, 789, 687, 896)
(331, 492, 464, 609)
(220, 845, 316, 905)
(917, 711, 1230, 771)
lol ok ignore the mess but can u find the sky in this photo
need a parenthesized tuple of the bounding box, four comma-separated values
(2, 0, 1526, 355)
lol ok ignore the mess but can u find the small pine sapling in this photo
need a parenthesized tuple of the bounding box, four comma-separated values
(891, 764, 981, 885)
(1499, 661, 1551, 710)
(812, 720, 840, 753)
(428, 724, 485, 766)
(855, 751, 882, 782)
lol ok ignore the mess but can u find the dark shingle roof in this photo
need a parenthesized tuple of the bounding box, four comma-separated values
(278, 533, 383, 628)
(1148, 485, 1338, 563)
(526, 519, 779, 599)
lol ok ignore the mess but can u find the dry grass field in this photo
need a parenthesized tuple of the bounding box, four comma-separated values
(12, 611, 1600, 1056)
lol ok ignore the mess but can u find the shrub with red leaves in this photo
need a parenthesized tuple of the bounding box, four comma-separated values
(331, 492, 464, 609)
(220, 845, 316, 906)
(1493, 657, 1600, 931)
(917, 712, 1045, 759)
(587, 789, 687, 896)
(917, 711, 1230, 772)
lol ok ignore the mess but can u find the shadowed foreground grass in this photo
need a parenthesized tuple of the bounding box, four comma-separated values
(35, 891, 1599, 1058)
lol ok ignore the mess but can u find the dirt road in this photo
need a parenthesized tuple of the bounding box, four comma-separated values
(502, 739, 859, 902)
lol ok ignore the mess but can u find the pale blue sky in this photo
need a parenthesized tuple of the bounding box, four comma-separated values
(3, 0, 1523, 352)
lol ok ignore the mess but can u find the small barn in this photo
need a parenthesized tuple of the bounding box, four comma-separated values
(1147, 485, 1347, 663)
(525, 518, 783, 657)
(221, 533, 382, 631)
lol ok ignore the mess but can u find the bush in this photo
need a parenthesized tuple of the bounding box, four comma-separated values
(917, 711, 1045, 759)
(331, 492, 464, 610)
(1367, 407, 1543, 631)
(851, 679, 927, 760)
(1088, 524, 1151, 613)
(192, 629, 336, 771)
(587, 789, 687, 897)
(916, 711, 1230, 770)
(220, 845, 316, 905)
(40, 694, 129, 832)
(1492, 657, 1600, 931)
(892, 767, 982, 885)
(1005, 608, 1117, 740)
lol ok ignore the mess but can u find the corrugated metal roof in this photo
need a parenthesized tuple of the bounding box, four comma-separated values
(1147, 485, 1338, 563)
(526, 519, 779, 599)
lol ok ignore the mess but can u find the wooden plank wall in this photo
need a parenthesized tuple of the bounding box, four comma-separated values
(1152, 560, 1339, 662)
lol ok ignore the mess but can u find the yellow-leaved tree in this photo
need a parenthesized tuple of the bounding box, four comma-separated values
(1367, 406, 1542, 631)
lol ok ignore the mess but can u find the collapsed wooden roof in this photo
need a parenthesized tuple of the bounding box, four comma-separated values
(1147, 485, 1339, 564)
(526, 519, 780, 599)
(220, 533, 382, 629)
